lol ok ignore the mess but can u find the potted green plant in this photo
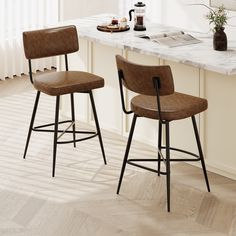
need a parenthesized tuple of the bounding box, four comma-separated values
(206, 5, 228, 51)
(188, 3, 228, 51)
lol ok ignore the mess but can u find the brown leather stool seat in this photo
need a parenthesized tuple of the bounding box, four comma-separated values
(34, 71, 104, 96)
(22, 25, 106, 177)
(115, 55, 210, 212)
(131, 92, 207, 121)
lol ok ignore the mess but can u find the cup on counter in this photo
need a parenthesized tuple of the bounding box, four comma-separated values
(119, 17, 128, 29)
(111, 18, 119, 25)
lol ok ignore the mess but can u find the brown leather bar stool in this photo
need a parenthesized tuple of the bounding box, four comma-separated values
(115, 55, 210, 212)
(22, 25, 106, 177)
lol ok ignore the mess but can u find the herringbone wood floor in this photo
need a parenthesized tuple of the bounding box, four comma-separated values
(0, 74, 236, 236)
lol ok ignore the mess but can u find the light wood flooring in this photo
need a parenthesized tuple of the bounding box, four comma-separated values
(0, 75, 236, 235)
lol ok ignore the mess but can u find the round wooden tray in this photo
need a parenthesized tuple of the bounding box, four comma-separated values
(97, 25, 130, 33)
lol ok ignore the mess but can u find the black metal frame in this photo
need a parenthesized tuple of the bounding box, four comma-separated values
(23, 54, 106, 177)
(116, 71, 210, 212)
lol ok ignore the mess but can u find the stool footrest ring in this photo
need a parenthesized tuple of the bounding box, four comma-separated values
(127, 160, 167, 175)
(160, 146, 199, 158)
(57, 133, 98, 144)
(32, 120, 98, 144)
(126, 146, 201, 175)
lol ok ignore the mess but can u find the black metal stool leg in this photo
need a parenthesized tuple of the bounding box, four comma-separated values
(52, 96, 60, 177)
(165, 121, 171, 212)
(70, 93, 76, 148)
(158, 120, 162, 176)
(191, 116, 210, 192)
(89, 91, 107, 165)
(117, 114, 137, 194)
(23, 91, 41, 159)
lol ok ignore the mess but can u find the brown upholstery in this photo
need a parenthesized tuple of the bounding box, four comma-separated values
(22, 25, 107, 178)
(115, 55, 210, 212)
(116, 55, 174, 96)
(34, 71, 104, 96)
(23, 25, 79, 59)
(23, 25, 104, 96)
(131, 92, 208, 121)
(116, 55, 208, 121)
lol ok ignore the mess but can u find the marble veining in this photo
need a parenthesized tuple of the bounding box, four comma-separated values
(60, 14, 236, 75)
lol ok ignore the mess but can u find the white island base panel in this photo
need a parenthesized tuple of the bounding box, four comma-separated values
(57, 14, 236, 180)
(59, 39, 236, 181)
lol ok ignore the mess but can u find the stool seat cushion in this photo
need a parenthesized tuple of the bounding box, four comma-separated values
(131, 92, 207, 121)
(34, 71, 104, 96)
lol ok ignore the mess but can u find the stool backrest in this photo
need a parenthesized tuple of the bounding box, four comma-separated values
(23, 25, 79, 59)
(116, 55, 174, 96)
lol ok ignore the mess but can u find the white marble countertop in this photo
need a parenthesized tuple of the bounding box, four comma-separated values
(60, 14, 236, 75)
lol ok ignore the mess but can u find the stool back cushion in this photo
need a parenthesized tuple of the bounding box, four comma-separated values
(116, 55, 174, 96)
(23, 25, 79, 59)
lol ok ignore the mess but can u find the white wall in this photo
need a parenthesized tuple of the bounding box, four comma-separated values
(60, 0, 119, 20)
(60, 0, 236, 39)
(157, 0, 236, 39)
(160, 0, 210, 32)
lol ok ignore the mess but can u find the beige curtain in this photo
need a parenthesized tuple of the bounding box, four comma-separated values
(0, 0, 58, 80)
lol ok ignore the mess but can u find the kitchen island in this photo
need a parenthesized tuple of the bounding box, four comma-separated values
(59, 14, 236, 180)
